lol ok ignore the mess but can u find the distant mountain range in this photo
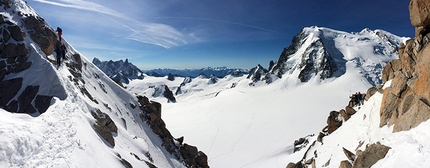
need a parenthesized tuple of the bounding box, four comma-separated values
(142, 67, 249, 78)
(92, 58, 144, 84)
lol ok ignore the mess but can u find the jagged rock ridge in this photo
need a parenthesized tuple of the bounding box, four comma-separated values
(92, 57, 144, 84)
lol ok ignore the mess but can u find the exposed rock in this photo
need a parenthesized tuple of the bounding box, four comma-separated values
(2, 28, 10, 42)
(409, 0, 430, 30)
(0, 69, 6, 82)
(167, 73, 175, 81)
(294, 137, 310, 153)
(1, 43, 28, 58)
(342, 147, 355, 162)
(353, 142, 390, 168)
(72, 54, 82, 71)
(35, 95, 53, 113)
(180, 144, 209, 168)
(286, 161, 304, 168)
(365, 87, 378, 100)
(380, 8, 430, 131)
(0, 77, 22, 108)
(17, 85, 39, 113)
(327, 111, 342, 134)
(91, 109, 117, 147)
(345, 106, 356, 116)
(24, 15, 57, 56)
(163, 85, 176, 103)
(247, 64, 268, 84)
(11, 61, 32, 73)
(7, 25, 24, 41)
(137, 95, 209, 167)
(339, 160, 352, 168)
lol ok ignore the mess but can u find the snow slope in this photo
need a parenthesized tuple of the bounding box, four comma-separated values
(0, 1, 184, 167)
(306, 82, 430, 168)
(122, 27, 414, 167)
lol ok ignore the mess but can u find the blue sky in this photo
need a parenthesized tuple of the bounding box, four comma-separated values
(28, 0, 414, 69)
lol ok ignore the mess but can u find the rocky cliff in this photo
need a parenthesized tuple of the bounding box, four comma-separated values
(379, 0, 430, 132)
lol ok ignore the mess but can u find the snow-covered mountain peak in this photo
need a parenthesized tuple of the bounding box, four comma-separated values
(249, 26, 408, 86)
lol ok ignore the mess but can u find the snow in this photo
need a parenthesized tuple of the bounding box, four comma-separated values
(0, 1, 185, 167)
(2, 1, 428, 168)
(122, 27, 426, 168)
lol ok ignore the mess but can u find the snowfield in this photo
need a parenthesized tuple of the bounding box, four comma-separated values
(2, 1, 428, 168)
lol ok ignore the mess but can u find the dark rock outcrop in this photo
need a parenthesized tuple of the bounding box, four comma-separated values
(246, 64, 268, 85)
(327, 111, 342, 134)
(91, 109, 118, 147)
(0, 77, 22, 108)
(136, 95, 209, 168)
(24, 15, 57, 56)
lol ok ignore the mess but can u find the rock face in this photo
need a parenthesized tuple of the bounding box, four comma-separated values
(380, 0, 430, 132)
(137, 95, 209, 168)
(0, 7, 56, 114)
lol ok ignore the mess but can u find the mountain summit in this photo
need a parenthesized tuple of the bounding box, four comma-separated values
(248, 26, 407, 86)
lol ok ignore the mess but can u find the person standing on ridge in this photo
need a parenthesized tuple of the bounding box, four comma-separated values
(357, 92, 363, 106)
(54, 43, 62, 66)
(56, 27, 62, 41)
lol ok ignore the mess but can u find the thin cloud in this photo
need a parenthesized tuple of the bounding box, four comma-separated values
(150, 16, 279, 33)
(33, 0, 126, 18)
(32, 0, 189, 48)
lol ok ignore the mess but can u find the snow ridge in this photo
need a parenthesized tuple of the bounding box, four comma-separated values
(0, 1, 203, 167)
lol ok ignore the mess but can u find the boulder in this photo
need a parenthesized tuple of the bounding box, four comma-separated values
(35, 95, 53, 113)
(91, 109, 118, 147)
(1, 43, 28, 58)
(17, 85, 39, 113)
(365, 87, 377, 100)
(0, 77, 22, 108)
(353, 142, 390, 168)
(11, 61, 32, 73)
(72, 54, 82, 71)
(345, 106, 356, 115)
(7, 25, 24, 41)
(327, 111, 342, 134)
(2, 28, 10, 42)
(93, 123, 115, 147)
(340, 109, 350, 121)
(339, 160, 352, 168)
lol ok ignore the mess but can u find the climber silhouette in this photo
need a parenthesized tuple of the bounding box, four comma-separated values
(54, 43, 62, 66)
(56, 27, 62, 41)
